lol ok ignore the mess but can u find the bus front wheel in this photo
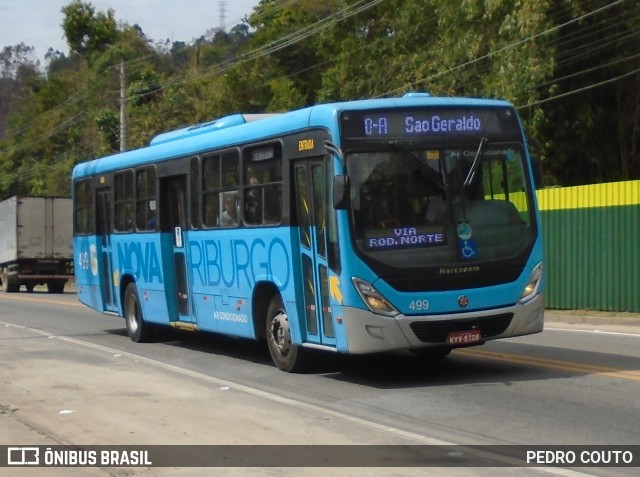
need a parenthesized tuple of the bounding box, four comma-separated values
(124, 283, 153, 343)
(266, 295, 305, 372)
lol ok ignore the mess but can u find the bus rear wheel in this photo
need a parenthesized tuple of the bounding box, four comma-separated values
(266, 295, 305, 372)
(124, 283, 153, 343)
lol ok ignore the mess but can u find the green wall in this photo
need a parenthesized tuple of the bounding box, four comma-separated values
(537, 181, 640, 312)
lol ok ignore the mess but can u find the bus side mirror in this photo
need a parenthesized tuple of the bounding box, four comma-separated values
(333, 175, 350, 210)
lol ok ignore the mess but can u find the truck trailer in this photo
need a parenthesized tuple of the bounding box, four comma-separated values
(0, 196, 73, 293)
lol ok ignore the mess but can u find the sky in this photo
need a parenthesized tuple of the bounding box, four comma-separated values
(1, 0, 261, 63)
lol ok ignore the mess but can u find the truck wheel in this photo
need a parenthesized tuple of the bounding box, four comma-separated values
(47, 282, 65, 294)
(1, 268, 19, 293)
(266, 295, 306, 372)
(124, 283, 154, 343)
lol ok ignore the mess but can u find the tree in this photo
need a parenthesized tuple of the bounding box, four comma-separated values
(246, 0, 338, 106)
(315, 0, 554, 105)
(1, 43, 40, 78)
(2, 0, 638, 201)
(61, 1, 118, 57)
(0, 44, 41, 138)
(94, 107, 119, 150)
(537, 0, 640, 185)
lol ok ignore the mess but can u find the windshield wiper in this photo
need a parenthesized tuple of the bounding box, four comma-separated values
(392, 142, 446, 192)
(464, 137, 488, 188)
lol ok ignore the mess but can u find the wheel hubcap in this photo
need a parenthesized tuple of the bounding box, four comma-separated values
(127, 295, 138, 333)
(270, 310, 290, 356)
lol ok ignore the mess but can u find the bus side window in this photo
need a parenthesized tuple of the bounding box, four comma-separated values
(202, 154, 220, 228)
(202, 150, 240, 228)
(114, 171, 134, 232)
(245, 175, 261, 224)
(244, 144, 282, 226)
(136, 167, 156, 231)
(220, 192, 238, 226)
(220, 152, 239, 227)
(263, 184, 282, 224)
(189, 156, 201, 229)
(203, 191, 219, 227)
(74, 179, 95, 234)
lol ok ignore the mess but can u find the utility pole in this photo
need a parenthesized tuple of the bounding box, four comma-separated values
(119, 58, 127, 152)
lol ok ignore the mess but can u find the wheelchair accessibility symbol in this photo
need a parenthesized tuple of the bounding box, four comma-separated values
(460, 239, 478, 259)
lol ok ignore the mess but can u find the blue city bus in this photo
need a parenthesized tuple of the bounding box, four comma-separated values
(72, 93, 544, 372)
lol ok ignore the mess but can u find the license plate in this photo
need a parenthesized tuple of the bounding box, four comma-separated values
(448, 329, 482, 345)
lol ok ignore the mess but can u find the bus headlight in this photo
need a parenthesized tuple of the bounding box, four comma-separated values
(352, 278, 399, 317)
(520, 262, 543, 303)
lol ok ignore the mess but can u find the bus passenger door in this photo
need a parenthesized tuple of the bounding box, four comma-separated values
(293, 158, 335, 346)
(96, 188, 117, 312)
(161, 176, 194, 323)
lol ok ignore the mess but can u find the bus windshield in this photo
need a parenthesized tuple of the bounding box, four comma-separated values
(347, 143, 536, 271)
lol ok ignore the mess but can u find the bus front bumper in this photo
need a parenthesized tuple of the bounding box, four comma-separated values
(340, 293, 545, 354)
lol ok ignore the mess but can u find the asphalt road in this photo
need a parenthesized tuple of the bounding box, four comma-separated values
(1, 290, 639, 477)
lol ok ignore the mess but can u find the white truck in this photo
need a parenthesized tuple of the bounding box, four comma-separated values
(0, 196, 73, 293)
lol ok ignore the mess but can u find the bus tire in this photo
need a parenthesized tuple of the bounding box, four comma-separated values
(266, 295, 306, 372)
(124, 282, 153, 343)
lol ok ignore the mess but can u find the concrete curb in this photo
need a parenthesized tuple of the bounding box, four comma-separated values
(545, 309, 640, 327)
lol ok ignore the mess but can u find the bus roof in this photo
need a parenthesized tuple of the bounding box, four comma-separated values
(72, 94, 513, 180)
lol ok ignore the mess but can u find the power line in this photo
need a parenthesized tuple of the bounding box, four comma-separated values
(379, 0, 629, 98)
(1, 0, 388, 161)
(518, 67, 640, 109)
(130, 0, 387, 97)
(535, 52, 640, 90)
(3, 0, 638, 164)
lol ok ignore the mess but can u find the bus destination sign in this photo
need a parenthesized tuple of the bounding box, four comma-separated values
(365, 226, 447, 251)
(340, 108, 519, 140)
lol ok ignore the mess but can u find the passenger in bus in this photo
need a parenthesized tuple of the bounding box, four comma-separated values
(425, 195, 447, 224)
(122, 202, 134, 231)
(221, 197, 237, 226)
(246, 176, 261, 224)
(146, 213, 156, 230)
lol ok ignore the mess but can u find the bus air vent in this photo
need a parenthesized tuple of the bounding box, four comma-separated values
(403, 92, 431, 98)
(149, 114, 279, 146)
